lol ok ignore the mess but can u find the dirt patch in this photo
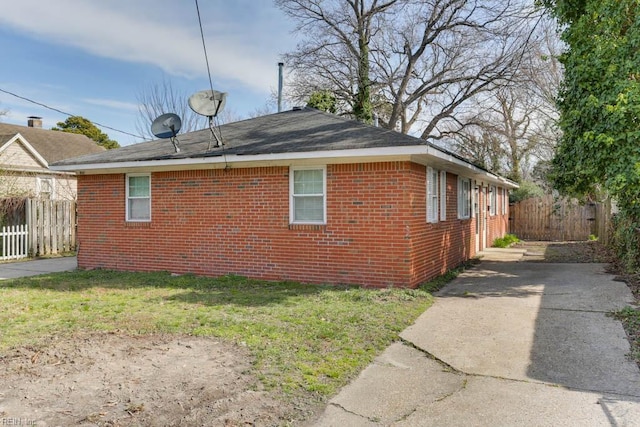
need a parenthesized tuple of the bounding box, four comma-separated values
(616, 272, 640, 301)
(513, 240, 611, 263)
(0, 333, 299, 426)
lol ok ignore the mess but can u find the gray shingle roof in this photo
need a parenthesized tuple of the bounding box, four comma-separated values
(0, 122, 105, 163)
(53, 107, 465, 166)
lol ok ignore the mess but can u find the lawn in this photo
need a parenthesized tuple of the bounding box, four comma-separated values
(0, 270, 434, 398)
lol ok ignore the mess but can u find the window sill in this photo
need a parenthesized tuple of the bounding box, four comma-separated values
(125, 221, 152, 228)
(289, 223, 326, 231)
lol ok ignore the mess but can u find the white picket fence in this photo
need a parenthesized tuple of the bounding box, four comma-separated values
(0, 199, 77, 260)
(0, 224, 29, 260)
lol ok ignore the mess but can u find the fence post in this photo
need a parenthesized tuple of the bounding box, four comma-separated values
(26, 199, 35, 257)
(69, 200, 78, 250)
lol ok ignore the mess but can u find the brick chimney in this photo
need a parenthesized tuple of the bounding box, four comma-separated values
(27, 116, 43, 128)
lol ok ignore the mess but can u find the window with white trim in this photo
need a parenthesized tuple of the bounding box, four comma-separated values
(290, 166, 326, 224)
(458, 177, 471, 219)
(427, 167, 439, 223)
(37, 177, 54, 200)
(502, 187, 508, 215)
(126, 174, 151, 222)
(471, 180, 476, 218)
(440, 170, 447, 221)
(489, 185, 497, 216)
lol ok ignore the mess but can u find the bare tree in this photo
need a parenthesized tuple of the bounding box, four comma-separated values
(452, 129, 505, 172)
(278, 0, 399, 122)
(0, 105, 8, 120)
(135, 78, 208, 140)
(377, 0, 542, 138)
(279, 0, 543, 137)
(448, 16, 562, 181)
(451, 88, 543, 180)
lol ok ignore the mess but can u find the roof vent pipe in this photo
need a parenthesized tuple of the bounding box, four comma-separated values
(277, 62, 284, 113)
(373, 113, 379, 127)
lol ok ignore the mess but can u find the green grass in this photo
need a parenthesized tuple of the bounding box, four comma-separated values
(419, 262, 472, 294)
(492, 233, 520, 248)
(0, 270, 434, 398)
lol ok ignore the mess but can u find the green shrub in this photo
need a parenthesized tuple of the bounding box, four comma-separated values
(509, 181, 544, 203)
(610, 212, 640, 272)
(492, 234, 520, 248)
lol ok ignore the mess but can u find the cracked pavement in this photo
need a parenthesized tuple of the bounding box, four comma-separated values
(311, 261, 640, 426)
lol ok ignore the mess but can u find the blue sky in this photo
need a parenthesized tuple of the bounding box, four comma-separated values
(0, 0, 298, 145)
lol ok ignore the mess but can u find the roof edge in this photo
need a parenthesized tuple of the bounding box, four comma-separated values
(51, 145, 519, 189)
(0, 133, 49, 168)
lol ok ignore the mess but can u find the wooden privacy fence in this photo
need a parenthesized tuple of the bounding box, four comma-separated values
(0, 224, 29, 260)
(509, 195, 604, 241)
(593, 200, 613, 246)
(26, 199, 77, 256)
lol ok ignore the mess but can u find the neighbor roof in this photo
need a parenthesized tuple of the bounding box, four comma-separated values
(0, 122, 105, 163)
(51, 107, 518, 188)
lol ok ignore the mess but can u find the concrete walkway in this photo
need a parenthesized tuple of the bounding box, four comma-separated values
(312, 259, 640, 426)
(0, 256, 77, 280)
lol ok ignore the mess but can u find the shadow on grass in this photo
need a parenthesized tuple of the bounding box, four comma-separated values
(0, 269, 357, 307)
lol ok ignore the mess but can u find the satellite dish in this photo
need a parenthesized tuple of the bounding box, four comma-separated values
(188, 90, 227, 117)
(151, 113, 182, 139)
(151, 113, 182, 152)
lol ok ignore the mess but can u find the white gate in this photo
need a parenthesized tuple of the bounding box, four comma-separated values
(0, 224, 29, 260)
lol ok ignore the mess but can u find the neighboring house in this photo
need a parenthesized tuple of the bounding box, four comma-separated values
(0, 117, 105, 200)
(51, 108, 517, 288)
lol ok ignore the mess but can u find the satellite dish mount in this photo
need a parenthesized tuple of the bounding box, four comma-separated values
(188, 89, 227, 150)
(151, 113, 182, 153)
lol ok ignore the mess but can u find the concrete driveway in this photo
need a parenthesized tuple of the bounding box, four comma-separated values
(0, 256, 77, 280)
(313, 262, 640, 426)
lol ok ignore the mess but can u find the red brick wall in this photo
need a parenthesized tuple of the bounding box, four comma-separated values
(486, 186, 509, 247)
(407, 169, 476, 285)
(76, 162, 507, 288)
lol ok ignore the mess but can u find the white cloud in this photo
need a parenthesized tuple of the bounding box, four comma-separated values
(83, 98, 140, 112)
(0, 0, 295, 93)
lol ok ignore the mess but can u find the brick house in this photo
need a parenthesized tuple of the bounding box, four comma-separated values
(52, 108, 516, 288)
(0, 117, 105, 200)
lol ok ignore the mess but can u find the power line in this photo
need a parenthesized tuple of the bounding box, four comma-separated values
(194, 0, 215, 95)
(0, 87, 145, 140)
(194, 0, 228, 165)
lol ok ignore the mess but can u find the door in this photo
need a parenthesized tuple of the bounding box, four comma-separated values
(474, 186, 480, 253)
(475, 185, 487, 252)
(482, 186, 488, 250)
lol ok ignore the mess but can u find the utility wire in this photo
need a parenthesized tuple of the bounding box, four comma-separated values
(0, 87, 145, 140)
(194, 0, 215, 95)
(194, 0, 228, 166)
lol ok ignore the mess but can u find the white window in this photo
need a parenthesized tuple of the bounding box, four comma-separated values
(126, 174, 151, 222)
(36, 177, 55, 199)
(458, 177, 471, 219)
(290, 166, 326, 224)
(502, 188, 508, 215)
(471, 180, 476, 218)
(440, 170, 447, 221)
(427, 167, 439, 223)
(489, 185, 497, 216)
